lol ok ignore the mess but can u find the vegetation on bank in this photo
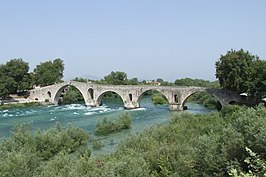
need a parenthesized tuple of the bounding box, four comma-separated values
(95, 113, 132, 135)
(0, 122, 90, 177)
(0, 105, 265, 176)
(187, 92, 222, 110)
(0, 102, 43, 110)
(151, 91, 168, 105)
(59, 86, 84, 105)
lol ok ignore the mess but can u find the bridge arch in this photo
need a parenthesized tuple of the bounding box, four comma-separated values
(96, 90, 125, 107)
(53, 84, 87, 104)
(137, 89, 170, 107)
(181, 90, 222, 110)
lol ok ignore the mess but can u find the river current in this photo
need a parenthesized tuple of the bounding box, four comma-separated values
(0, 96, 215, 155)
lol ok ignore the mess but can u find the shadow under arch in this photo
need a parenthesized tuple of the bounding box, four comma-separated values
(96, 90, 125, 107)
(182, 90, 222, 111)
(228, 100, 244, 106)
(137, 89, 169, 107)
(54, 84, 86, 105)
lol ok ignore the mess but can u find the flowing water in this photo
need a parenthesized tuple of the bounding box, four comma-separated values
(0, 96, 215, 155)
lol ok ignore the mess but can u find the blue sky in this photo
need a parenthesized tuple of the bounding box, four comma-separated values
(1, 0, 265, 82)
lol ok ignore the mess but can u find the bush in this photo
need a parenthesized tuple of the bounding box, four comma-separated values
(95, 113, 132, 135)
(92, 140, 104, 150)
(0, 122, 90, 177)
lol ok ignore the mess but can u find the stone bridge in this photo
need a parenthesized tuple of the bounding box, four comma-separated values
(28, 81, 245, 111)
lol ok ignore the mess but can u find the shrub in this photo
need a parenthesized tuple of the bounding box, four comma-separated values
(92, 140, 104, 150)
(95, 113, 132, 136)
(0, 123, 90, 176)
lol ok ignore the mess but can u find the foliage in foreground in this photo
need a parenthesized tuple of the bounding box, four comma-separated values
(95, 113, 132, 135)
(0, 122, 90, 177)
(1, 105, 266, 176)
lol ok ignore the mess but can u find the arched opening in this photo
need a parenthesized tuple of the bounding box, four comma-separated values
(54, 85, 85, 105)
(174, 94, 178, 103)
(35, 98, 39, 101)
(183, 91, 222, 112)
(47, 91, 51, 98)
(96, 91, 124, 108)
(88, 88, 94, 99)
(129, 94, 133, 101)
(137, 89, 169, 109)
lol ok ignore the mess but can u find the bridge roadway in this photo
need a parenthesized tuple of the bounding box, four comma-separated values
(28, 81, 245, 111)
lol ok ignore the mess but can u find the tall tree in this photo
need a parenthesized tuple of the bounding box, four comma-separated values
(104, 71, 128, 85)
(34, 58, 64, 86)
(215, 49, 256, 93)
(249, 60, 266, 98)
(5, 59, 29, 82)
(0, 59, 31, 93)
(53, 58, 64, 79)
(0, 76, 17, 99)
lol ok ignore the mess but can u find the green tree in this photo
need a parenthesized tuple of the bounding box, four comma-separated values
(53, 58, 64, 79)
(104, 71, 128, 85)
(248, 60, 266, 98)
(0, 76, 17, 99)
(5, 59, 30, 89)
(33, 58, 64, 86)
(128, 77, 139, 85)
(215, 49, 256, 93)
(0, 59, 31, 92)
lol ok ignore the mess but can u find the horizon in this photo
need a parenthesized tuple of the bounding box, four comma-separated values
(1, 1, 265, 82)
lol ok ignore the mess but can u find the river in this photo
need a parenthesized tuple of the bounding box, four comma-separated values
(0, 96, 215, 155)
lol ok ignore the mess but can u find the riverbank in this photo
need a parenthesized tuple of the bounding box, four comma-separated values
(0, 102, 44, 110)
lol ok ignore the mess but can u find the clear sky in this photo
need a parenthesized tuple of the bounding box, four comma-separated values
(1, 0, 265, 82)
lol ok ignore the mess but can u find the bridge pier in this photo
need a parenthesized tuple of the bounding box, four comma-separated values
(169, 104, 183, 111)
(124, 102, 139, 110)
(85, 100, 97, 107)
